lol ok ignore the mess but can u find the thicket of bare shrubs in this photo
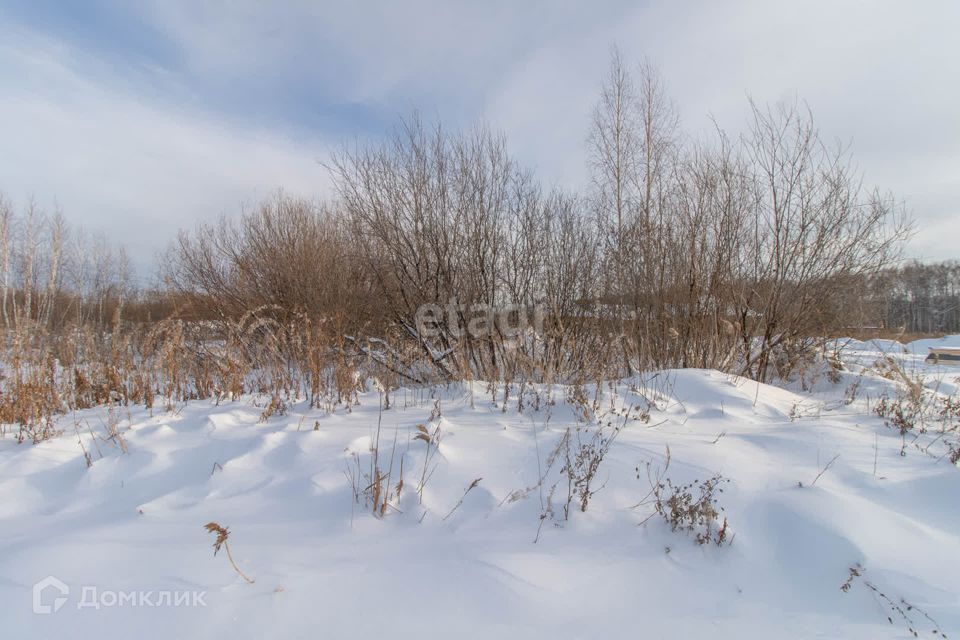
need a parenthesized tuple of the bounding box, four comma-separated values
(322, 53, 908, 385)
(586, 53, 908, 382)
(0, 53, 912, 442)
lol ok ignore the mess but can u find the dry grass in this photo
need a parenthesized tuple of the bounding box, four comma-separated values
(0, 310, 376, 444)
(204, 522, 255, 584)
(841, 563, 948, 638)
(637, 448, 733, 546)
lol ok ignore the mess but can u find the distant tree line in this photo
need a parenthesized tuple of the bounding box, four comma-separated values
(866, 261, 960, 334)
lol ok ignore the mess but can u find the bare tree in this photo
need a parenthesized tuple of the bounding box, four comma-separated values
(733, 99, 911, 380)
(589, 46, 641, 245)
(0, 195, 11, 328)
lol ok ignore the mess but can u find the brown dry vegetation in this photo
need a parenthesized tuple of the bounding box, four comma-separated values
(0, 54, 917, 443)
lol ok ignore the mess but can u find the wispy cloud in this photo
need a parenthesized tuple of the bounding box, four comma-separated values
(0, 0, 957, 263)
(0, 22, 329, 271)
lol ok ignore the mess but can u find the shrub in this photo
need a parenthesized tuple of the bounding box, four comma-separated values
(561, 411, 627, 516)
(637, 448, 732, 546)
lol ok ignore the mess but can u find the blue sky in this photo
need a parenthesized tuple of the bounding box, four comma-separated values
(0, 0, 396, 133)
(1, 0, 958, 272)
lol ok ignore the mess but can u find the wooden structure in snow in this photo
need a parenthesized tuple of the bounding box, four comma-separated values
(925, 347, 960, 364)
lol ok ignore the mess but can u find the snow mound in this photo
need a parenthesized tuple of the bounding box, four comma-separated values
(1, 369, 958, 639)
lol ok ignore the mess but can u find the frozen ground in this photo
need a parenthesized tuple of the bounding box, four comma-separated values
(1, 339, 959, 639)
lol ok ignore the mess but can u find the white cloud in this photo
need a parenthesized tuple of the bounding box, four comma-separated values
(483, 0, 960, 259)
(1, 0, 957, 266)
(0, 25, 330, 275)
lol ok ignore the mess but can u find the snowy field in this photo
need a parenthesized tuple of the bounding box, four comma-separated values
(2, 338, 959, 639)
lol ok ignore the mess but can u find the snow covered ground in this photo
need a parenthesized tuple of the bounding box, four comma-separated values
(2, 339, 959, 639)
